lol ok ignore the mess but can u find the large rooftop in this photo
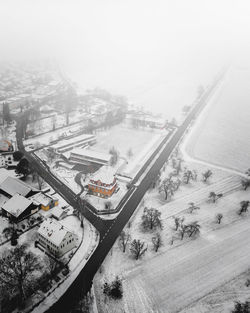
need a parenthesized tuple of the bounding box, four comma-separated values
(38, 218, 75, 247)
(71, 148, 111, 163)
(0, 176, 34, 197)
(2, 194, 33, 218)
(52, 133, 96, 151)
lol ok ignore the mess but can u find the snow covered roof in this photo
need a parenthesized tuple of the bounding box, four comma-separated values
(0, 168, 15, 184)
(29, 192, 54, 206)
(51, 206, 65, 219)
(71, 148, 111, 163)
(2, 194, 33, 218)
(52, 134, 96, 150)
(38, 218, 73, 247)
(0, 177, 33, 197)
(90, 166, 115, 184)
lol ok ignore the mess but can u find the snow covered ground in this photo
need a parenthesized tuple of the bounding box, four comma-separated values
(184, 66, 250, 173)
(24, 122, 85, 148)
(93, 81, 250, 312)
(94, 159, 250, 313)
(26, 110, 90, 138)
(94, 123, 165, 163)
(181, 269, 250, 313)
(51, 166, 81, 194)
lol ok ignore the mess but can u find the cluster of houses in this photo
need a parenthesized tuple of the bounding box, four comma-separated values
(48, 132, 119, 199)
(0, 176, 58, 222)
(0, 173, 77, 258)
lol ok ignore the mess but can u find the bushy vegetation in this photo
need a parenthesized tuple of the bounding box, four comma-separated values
(103, 276, 123, 299)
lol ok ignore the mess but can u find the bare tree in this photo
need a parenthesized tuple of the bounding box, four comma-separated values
(241, 179, 250, 191)
(119, 230, 131, 253)
(152, 233, 163, 252)
(208, 191, 223, 203)
(130, 239, 147, 260)
(245, 169, 250, 177)
(188, 202, 200, 213)
(0, 244, 42, 306)
(179, 221, 200, 239)
(141, 207, 162, 230)
(183, 169, 195, 184)
(202, 169, 213, 182)
(159, 177, 178, 201)
(238, 201, 250, 215)
(173, 216, 184, 231)
(179, 224, 188, 240)
(216, 213, 223, 224)
(187, 221, 201, 237)
(105, 201, 112, 211)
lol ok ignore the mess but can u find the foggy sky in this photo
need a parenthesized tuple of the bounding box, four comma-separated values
(1, 0, 250, 116)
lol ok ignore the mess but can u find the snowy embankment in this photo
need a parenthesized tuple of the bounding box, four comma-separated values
(182, 66, 250, 174)
(118, 131, 166, 178)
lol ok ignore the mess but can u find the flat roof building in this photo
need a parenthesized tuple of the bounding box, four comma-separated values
(70, 148, 111, 166)
(52, 134, 96, 153)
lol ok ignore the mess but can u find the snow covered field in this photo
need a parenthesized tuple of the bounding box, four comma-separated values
(94, 124, 165, 159)
(184, 66, 250, 173)
(92, 69, 250, 310)
(94, 159, 250, 312)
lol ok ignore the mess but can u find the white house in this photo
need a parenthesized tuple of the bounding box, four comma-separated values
(37, 218, 77, 257)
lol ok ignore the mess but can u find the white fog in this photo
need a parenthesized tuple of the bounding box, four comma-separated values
(1, 2, 250, 313)
(1, 0, 250, 117)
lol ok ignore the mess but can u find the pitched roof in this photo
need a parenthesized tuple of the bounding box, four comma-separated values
(2, 194, 33, 218)
(71, 148, 111, 163)
(51, 206, 65, 219)
(0, 177, 32, 197)
(29, 192, 53, 206)
(91, 166, 115, 185)
(38, 218, 74, 247)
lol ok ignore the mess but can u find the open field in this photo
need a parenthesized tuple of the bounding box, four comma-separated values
(94, 124, 164, 158)
(94, 159, 250, 313)
(181, 269, 250, 313)
(185, 66, 250, 173)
